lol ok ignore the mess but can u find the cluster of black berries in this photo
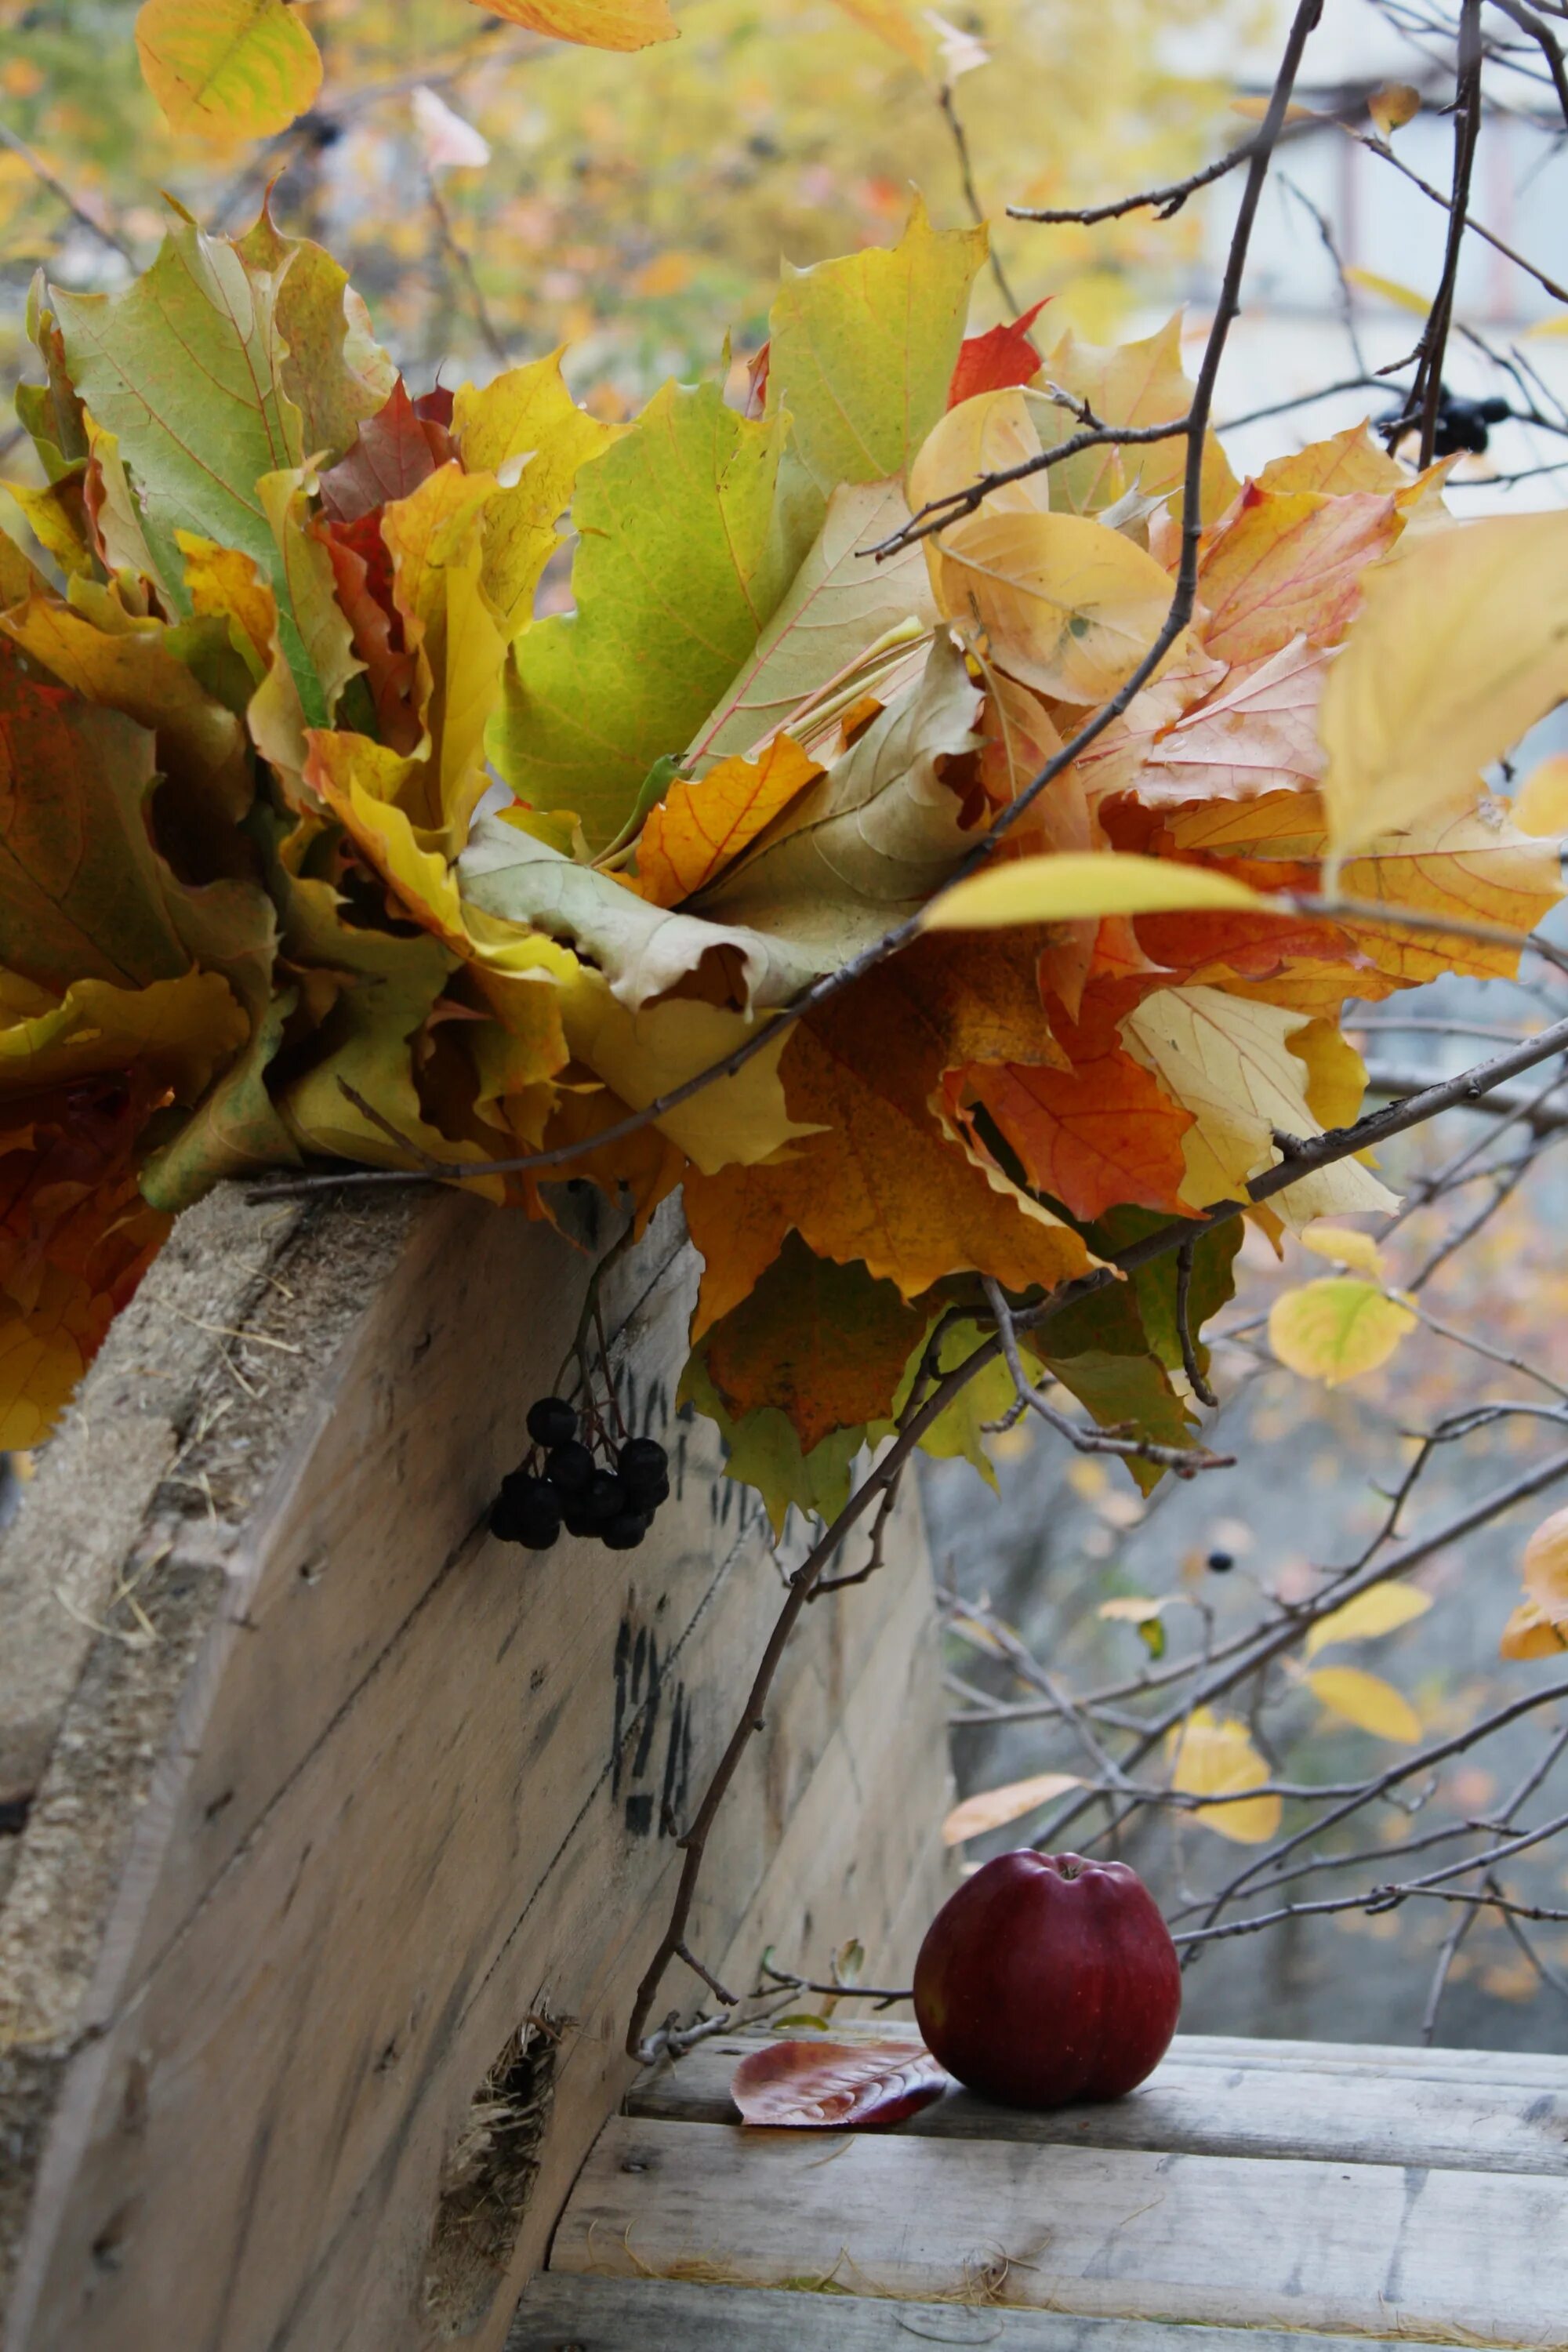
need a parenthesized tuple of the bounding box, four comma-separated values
(491, 1396, 670, 1553)
(1432, 390, 1510, 459)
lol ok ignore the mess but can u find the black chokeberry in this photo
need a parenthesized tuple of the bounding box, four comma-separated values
(527, 1395, 579, 1448)
(546, 1439, 594, 1494)
(492, 1475, 561, 1550)
(604, 1510, 651, 1550)
(1206, 1549, 1235, 1574)
(579, 1469, 626, 1527)
(636, 1473, 671, 1510)
(619, 1436, 667, 1483)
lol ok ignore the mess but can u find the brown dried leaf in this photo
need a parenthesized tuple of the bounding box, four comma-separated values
(729, 2038, 949, 2129)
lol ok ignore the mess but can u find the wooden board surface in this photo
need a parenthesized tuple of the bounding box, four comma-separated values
(508, 2275, 1469, 2352)
(550, 2113, 1568, 2345)
(629, 2029, 1568, 2175)
(2, 1185, 955, 2352)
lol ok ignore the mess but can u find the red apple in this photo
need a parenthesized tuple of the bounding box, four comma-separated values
(913, 1849, 1181, 2109)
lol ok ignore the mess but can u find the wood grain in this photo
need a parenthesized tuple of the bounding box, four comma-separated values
(508, 2274, 1470, 2352)
(551, 2114, 1568, 2344)
(2, 1187, 953, 2352)
(630, 2031, 1568, 2175)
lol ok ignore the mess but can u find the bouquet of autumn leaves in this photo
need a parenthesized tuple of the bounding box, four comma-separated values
(2, 196, 1562, 1517)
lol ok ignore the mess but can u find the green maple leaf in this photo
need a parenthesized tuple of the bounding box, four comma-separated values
(489, 378, 817, 850)
(765, 193, 988, 496)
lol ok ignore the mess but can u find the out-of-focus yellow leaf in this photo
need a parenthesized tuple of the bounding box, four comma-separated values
(1305, 1582, 1432, 1657)
(1301, 1224, 1383, 1276)
(1230, 96, 1321, 122)
(1305, 1665, 1421, 1744)
(1098, 1593, 1172, 1657)
(830, 0, 928, 67)
(1500, 1596, 1568, 1660)
(1319, 511, 1568, 855)
(1344, 267, 1432, 317)
(135, 0, 322, 144)
(1168, 1708, 1282, 1844)
(474, 0, 679, 50)
(1369, 83, 1421, 136)
(1269, 1277, 1415, 1385)
(930, 507, 1175, 705)
(1523, 1504, 1568, 1614)
(1513, 753, 1568, 838)
(925, 852, 1262, 932)
(942, 1772, 1083, 1844)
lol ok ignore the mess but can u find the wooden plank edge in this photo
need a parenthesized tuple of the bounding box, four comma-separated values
(506, 2273, 1469, 2352)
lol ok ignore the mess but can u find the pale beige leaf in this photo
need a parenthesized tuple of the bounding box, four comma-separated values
(942, 1772, 1083, 1845)
(1305, 1582, 1432, 1657)
(1369, 82, 1421, 135)
(1269, 1278, 1415, 1385)
(1167, 1708, 1282, 1844)
(1301, 1224, 1383, 1276)
(1305, 1665, 1421, 1744)
(1523, 1503, 1568, 1615)
(1320, 511, 1568, 855)
(1120, 986, 1398, 1230)
(924, 854, 1263, 932)
(1500, 1596, 1568, 1660)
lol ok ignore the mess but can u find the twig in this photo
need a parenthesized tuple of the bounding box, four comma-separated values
(935, 82, 1022, 315)
(1008, 135, 1264, 225)
(0, 122, 137, 267)
(1406, 1, 1486, 465)
(1174, 1241, 1219, 1410)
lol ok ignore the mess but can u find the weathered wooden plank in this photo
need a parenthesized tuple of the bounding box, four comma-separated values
(551, 2115, 1568, 2346)
(2, 1188, 953, 2352)
(721, 2016, 1568, 2089)
(507, 2274, 1468, 2352)
(630, 2035, 1568, 2175)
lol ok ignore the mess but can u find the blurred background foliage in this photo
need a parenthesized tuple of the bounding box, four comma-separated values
(0, 0, 1254, 435)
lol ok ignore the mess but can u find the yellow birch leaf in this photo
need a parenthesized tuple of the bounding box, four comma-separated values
(1500, 1596, 1568, 1660)
(1167, 1708, 1282, 1844)
(1369, 84, 1421, 136)
(931, 507, 1175, 705)
(1305, 1665, 1421, 1744)
(1343, 267, 1431, 315)
(942, 1773, 1083, 1846)
(1320, 511, 1568, 855)
(1301, 1224, 1383, 1277)
(1523, 1504, 1568, 1615)
(909, 386, 1051, 524)
(924, 853, 1263, 932)
(474, 0, 678, 51)
(1513, 753, 1568, 838)
(1305, 1583, 1432, 1657)
(1269, 1277, 1415, 1385)
(136, 0, 322, 145)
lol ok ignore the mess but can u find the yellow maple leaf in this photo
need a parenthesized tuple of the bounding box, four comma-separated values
(1301, 1223, 1384, 1276)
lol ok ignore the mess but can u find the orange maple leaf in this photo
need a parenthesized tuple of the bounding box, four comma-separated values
(635, 735, 823, 907)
